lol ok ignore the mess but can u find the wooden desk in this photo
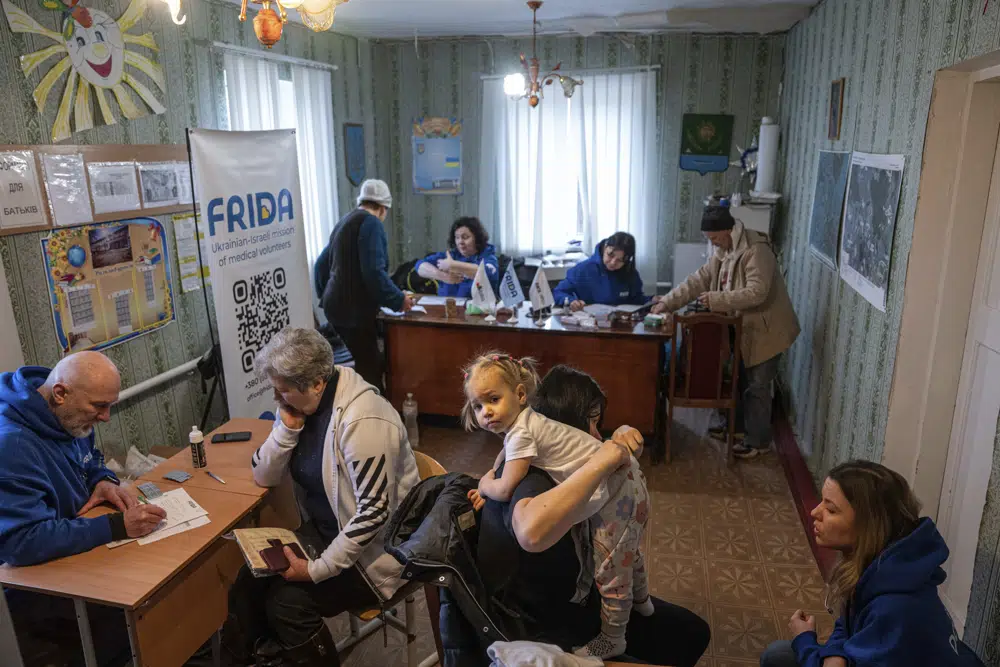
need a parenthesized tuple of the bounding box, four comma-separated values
(141, 418, 274, 498)
(0, 419, 274, 667)
(381, 304, 672, 434)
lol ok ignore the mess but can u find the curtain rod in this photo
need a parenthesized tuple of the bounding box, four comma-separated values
(480, 64, 659, 80)
(195, 40, 339, 72)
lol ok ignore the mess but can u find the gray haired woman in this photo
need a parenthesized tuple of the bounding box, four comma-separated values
(225, 327, 420, 666)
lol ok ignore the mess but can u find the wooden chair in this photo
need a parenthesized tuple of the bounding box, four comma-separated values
(334, 451, 446, 667)
(660, 311, 743, 464)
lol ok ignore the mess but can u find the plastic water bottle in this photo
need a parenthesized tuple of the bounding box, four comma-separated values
(402, 393, 420, 449)
(189, 425, 206, 468)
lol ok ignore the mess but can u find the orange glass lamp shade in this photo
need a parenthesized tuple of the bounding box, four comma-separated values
(253, 3, 283, 48)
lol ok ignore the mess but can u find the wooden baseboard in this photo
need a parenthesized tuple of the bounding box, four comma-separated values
(772, 399, 837, 580)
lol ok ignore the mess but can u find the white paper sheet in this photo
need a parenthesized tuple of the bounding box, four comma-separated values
(139, 162, 181, 208)
(0, 151, 45, 229)
(41, 153, 92, 227)
(613, 304, 644, 313)
(87, 162, 140, 215)
(381, 305, 427, 317)
(174, 162, 193, 205)
(106, 488, 209, 548)
(139, 515, 210, 545)
(418, 296, 467, 306)
(173, 213, 210, 292)
(582, 304, 615, 316)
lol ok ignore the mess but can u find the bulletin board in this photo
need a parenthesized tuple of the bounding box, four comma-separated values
(412, 117, 463, 195)
(42, 217, 175, 355)
(0, 143, 193, 236)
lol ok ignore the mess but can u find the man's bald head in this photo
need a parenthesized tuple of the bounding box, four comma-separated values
(40, 352, 121, 438)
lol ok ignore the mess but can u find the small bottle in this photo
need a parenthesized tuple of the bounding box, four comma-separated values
(401, 393, 419, 449)
(189, 425, 206, 468)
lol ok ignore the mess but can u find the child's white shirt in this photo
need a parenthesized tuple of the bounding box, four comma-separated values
(503, 407, 609, 521)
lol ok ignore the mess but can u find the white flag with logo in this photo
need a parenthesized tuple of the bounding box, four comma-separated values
(499, 261, 525, 308)
(529, 267, 555, 311)
(470, 260, 497, 311)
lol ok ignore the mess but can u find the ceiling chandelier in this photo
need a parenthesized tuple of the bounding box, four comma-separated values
(239, 0, 349, 49)
(504, 1, 583, 108)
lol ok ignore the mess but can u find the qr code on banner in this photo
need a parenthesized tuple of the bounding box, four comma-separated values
(234, 267, 290, 372)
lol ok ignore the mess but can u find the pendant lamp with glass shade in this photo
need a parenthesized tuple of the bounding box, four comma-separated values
(238, 0, 349, 47)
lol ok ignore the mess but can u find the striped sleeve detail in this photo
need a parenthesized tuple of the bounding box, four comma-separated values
(344, 454, 389, 545)
(251, 446, 262, 468)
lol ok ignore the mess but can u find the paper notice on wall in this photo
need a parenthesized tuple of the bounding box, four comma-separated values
(87, 162, 140, 215)
(41, 153, 92, 227)
(173, 213, 210, 293)
(138, 162, 181, 208)
(174, 162, 193, 205)
(0, 151, 46, 230)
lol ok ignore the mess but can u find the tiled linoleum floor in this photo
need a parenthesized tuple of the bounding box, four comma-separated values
(333, 415, 834, 667)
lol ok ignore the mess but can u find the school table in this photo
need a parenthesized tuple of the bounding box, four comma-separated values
(0, 419, 278, 667)
(380, 303, 673, 439)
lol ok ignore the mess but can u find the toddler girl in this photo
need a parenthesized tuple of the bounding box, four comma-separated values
(461, 352, 652, 659)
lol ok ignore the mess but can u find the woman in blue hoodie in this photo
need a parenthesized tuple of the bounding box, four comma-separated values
(553, 232, 651, 311)
(761, 460, 985, 667)
(415, 216, 500, 298)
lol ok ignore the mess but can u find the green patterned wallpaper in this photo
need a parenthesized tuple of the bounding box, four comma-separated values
(0, 0, 374, 462)
(778, 0, 1000, 654)
(369, 33, 785, 281)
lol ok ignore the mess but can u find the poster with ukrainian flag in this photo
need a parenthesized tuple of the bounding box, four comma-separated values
(412, 116, 462, 195)
(188, 129, 312, 419)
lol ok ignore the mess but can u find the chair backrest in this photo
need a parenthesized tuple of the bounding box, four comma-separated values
(414, 451, 447, 480)
(669, 311, 743, 404)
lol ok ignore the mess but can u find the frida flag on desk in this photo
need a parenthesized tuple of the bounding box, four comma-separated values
(530, 267, 555, 311)
(499, 261, 525, 308)
(470, 260, 498, 312)
(188, 129, 312, 420)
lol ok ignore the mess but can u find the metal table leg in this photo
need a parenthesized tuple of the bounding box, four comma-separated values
(0, 586, 25, 667)
(73, 599, 99, 667)
(125, 610, 142, 666)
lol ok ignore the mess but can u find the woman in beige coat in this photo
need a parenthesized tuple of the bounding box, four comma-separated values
(652, 204, 799, 459)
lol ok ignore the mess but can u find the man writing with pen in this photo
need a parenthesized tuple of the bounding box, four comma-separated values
(0, 351, 167, 666)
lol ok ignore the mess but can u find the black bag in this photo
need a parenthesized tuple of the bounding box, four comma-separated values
(391, 259, 439, 295)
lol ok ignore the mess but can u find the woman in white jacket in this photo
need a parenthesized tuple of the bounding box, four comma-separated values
(226, 327, 419, 666)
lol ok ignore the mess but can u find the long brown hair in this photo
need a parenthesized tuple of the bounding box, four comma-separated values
(825, 460, 921, 613)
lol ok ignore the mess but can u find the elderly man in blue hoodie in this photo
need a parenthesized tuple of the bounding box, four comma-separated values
(0, 352, 166, 665)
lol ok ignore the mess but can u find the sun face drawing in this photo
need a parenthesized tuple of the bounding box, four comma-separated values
(2, 0, 166, 142)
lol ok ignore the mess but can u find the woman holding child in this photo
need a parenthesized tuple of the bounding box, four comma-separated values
(386, 358, 710, 666)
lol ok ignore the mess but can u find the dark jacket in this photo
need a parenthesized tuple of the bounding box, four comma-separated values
(385, 471, 597, 666)
(0, 367, 121, 565)
(552, 243, 647, 307)
(321, 209, 404, 328)
(793, 518, 985, 667)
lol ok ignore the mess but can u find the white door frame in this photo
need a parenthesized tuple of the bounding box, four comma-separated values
(883, 66, 1000, 518)
(935, 127, 1000, 631)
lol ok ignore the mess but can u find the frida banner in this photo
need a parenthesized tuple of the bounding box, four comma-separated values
(42, 218, 174, 355)
(188, 129, 312, 419)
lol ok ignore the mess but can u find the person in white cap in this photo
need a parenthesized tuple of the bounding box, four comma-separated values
(319, 179, 413, 392)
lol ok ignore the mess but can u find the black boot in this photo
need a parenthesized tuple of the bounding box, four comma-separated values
(253, 626, 339, 667)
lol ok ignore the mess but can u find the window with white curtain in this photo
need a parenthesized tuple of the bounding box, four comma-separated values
(221, 51, 339, 268)
(479, 70, 660, 290)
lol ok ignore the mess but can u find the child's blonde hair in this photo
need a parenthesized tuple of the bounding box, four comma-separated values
(460, 351, 540, 431)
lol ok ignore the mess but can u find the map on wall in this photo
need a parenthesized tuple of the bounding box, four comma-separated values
(808, 150, 851, 269)
(839, 152, 905, 313)
(42, 218, 175, 355)
(2, 0, 167, 142)
(412, 116, 462, 195)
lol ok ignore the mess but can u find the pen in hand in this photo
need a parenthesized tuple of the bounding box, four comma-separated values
(206, 471, 226, 485)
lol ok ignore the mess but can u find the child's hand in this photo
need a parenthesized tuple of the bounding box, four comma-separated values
(477, 468, 495, 494)
(467, 488, 485, 511)
(612, 425, 644, 458)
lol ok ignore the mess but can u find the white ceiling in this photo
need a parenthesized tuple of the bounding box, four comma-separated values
(330, 0, 820, 39)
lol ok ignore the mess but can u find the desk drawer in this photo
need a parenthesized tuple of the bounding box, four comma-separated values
(130, 538, 244, 667)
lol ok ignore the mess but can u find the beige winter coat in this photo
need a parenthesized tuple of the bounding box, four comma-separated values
(661, 222, 800, 367)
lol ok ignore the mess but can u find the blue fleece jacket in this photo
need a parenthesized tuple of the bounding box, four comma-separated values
(358, 215, 405, 311)
(792, 518, 985, 667)
(0, 367, 119, 566)
(415, 244, 500, 298)
(552, 244, 648, 307)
